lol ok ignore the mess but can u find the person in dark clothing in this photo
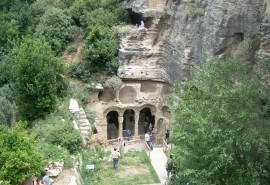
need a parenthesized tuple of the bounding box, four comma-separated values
(165, 130, 170, 142)
(166, 154, 174, 178)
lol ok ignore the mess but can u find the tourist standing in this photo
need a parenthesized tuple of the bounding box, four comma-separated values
(145, 132, 153, 150)
(118, 137, 125, 157)
(165, 130, 170, 143)
(110, 147, 120, 170)
(125, 129, 131, 141)
(166, 154, 174, 178)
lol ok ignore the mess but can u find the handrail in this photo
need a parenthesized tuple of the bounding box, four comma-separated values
(162, 139, 170, 157)
(145, 140, 151, 158)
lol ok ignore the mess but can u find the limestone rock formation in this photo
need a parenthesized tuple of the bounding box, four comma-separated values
(121, 0, 266, 82)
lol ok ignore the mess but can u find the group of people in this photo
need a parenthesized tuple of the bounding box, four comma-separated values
(32, 171, 53, 185)
(110, 128, 172, 173)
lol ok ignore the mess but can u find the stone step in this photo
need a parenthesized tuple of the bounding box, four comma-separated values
(78, 113, 86, 118)
(78, 118, 89, 123)
(79, 127, 90, 132)
(78, 124, 90, 128)
(80, 130, 90, 135)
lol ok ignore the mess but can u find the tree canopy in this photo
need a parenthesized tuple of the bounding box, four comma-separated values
(35, 7, 73, 54)
(4, 37, 64, 121)
(168, 57, 270, 184)
(0, 122, 43, 185)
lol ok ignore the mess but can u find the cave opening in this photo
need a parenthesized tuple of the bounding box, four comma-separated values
(107, 111, 119, 140)
(139, 108, 155, 135)
(127, 9, 153, 28)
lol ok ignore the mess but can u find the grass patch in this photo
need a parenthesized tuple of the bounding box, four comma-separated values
(81, 149, 160, 185)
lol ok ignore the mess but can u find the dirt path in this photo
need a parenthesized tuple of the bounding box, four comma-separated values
(53, 169, 79, 185)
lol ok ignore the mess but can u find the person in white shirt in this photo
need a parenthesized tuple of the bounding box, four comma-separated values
(110, 147, 120, 170)
(145, 132, 153, 150)
(118, 137, 125, 157)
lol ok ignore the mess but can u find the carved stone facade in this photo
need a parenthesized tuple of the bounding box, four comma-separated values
(88, 81, 171, 144)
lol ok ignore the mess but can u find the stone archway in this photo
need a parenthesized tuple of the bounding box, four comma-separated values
(107, 111, 119, 140)
(123, 109, 135, 137)
(139, 107, 155, 135)
(156, 118, 166, 137)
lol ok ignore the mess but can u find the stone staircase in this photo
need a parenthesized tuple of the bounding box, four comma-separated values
(74, 108, 91, 145)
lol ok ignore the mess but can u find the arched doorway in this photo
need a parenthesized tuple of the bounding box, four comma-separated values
(107, 111, 119, 140)
(139, 107, 155, 135)
(123, 109, 135, 137)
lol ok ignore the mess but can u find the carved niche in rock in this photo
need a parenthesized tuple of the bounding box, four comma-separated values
(140, 81, 157, 92)
(119, 86, 137, 104)
(98, 88, 116, 102)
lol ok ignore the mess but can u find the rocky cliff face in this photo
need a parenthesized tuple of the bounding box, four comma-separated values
(120, 0, 267, 84)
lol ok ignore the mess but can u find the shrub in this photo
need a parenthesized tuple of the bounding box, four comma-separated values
(68, 61, 91, 82)
(185, 5, 204, 19)
(66, 44, 78, 54)
(35, 7, 72, 54)
(234, 36, 261, 62)
(37, 142, 73, 168)
(0, 122, 43, 185)
(46, 123, 83, 154)
(0, 97, 15, 127)
(84, 24, 118, 73)
(0, 84, 16, 127)
(104, 76, 123, 90)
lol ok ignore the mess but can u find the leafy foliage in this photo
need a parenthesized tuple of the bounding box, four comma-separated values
(37, 143, 73, 168)
(70, 0, 129, 28)
(68, 61, 91, 82)
(4, 37, 64, 121)
(35, 7, 73, 54)
(0, 85, 16, 127)
(234, 36, 261, 63)
(0, 122, 43, 185)
(0, 20, 19, 60)
(104, 75, 123, 90)
(84, 24, 118, 73)
(168, 57, 270, 184)
(46, 122, 83, 154)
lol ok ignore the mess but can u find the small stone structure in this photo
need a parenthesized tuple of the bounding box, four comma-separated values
(89, 80, 171, 144)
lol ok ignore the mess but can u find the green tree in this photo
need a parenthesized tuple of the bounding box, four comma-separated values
(0, 121, 43, 185)
(168, 57, 270, 184)
(5, 37, 64, 121)
(0, 20, 19, 60)
(84, 24, 118, 73)
(35, 7, 72, 54)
